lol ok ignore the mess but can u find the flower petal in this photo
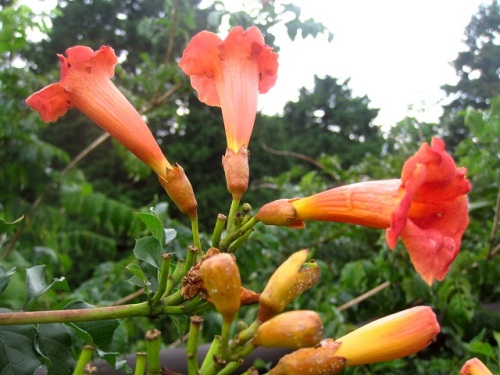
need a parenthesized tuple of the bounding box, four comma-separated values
(26, 83, 72, 122)
(178, 31, 222, 106)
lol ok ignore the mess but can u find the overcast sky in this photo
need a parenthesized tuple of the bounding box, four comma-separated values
(238, 0, 489, 129)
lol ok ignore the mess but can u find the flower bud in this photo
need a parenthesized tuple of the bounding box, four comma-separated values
(258, 249, 320, 322)
(255, 199, 303, 228)
(333, 306, 440, 366)
(158, 164, 197, 218)
(268, 339, 346, 375)
(460, 358, 493, 375)
(199, 253, 241, 323)
(222, 147, 249, 200)
(254, 310, 323, 349)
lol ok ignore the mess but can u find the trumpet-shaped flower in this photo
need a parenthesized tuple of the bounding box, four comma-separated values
(178, 26, 278, 153)
(26, 46, 197, 217)
(256, 138, 471, 285)
(333, 306, 440, 366)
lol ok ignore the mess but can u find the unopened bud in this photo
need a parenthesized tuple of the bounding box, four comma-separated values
(199, 253, 241, 323)
(158, 164, 197, 218)
(254, 310, 323, 349)
(255, 199, 303, 228)
(222, 147, 249, 200)
(334, 306, 440, 367)
(460, 358, 493, 375)
(258, 249, 320, 322)
(269, 339, 346, 375)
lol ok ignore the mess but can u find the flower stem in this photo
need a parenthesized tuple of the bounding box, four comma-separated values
(219, 216, 258, 251)
(191, 216, 203, 255)
(73, 345, 94, 375)
(151, 253, 173, 305)
(212, 214, 227, 248)
(146, 329, 162, 375)
(187, 316, 203, 375)
(0, 302, 188, 325)
(226, 199, 240, 233)
(215, 360, 243, 375)
(227, 227, 254, 253)
(134, 352, 147, 375)
(219, 320, 232, 360)
(164, 259, 185, 297)
(200, 336, 221, 374)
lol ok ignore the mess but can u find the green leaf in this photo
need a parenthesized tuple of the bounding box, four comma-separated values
(0, 265, 16, 295)
(25, 265, 70, 307)
(125, 263, 151, 292)
(35, 323, 75, 375)
(169, 315, 189, 338)
(0, 322, 43, 375)
(133, 236, 163, 269)
(63, 301, 120, 351)
(137, 211, 164, 244)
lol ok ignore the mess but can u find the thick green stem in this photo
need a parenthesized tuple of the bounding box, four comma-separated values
(216, 360, 243, 375)
(146, 329, 162, 375)
(73, 345, 94, 375)
(200, 336, 221, 374)
(219, 320, 232, 360)
(163, 289, 183, 306)
(164, 259, 185, 297)
(191, 216, 203, 255)
(151, 253, 172, 305)
(187, 316, 203, 375)
(226, 199, 240, 233)
(219, 217, 258, 252)
(212, 214, 227, 248)
(0, 302, 190, 325)
(182, 245, 199, 277)
(227, 227, 254, 253)
(134, 352, 147, 375)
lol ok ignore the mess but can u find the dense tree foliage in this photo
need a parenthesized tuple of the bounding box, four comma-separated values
(441, 0, 500, 145)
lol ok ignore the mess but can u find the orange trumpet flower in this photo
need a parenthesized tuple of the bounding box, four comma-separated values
(256, 138, 471, 284)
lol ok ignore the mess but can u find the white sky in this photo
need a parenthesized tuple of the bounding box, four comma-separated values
(243, 0, 489, 128)
(24, 0, 489, 129)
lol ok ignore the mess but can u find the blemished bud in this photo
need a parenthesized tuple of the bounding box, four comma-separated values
(254, 310, 323, 349)
(333, 306, 440, 367)
(222, 147, 249, 200)
(199, 253, 241, 323)
(268, 339, 346, 375)
(158, 164, 197, 218)
(460, 358, 494, 375)
(258, 249, 320, 322)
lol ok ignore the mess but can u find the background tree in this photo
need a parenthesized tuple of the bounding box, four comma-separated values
(441, 0, 500, 146)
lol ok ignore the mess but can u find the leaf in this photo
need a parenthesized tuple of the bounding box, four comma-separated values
(125, 263, 151, 292)
(133, 236, 163, 269)
(35, 323, 75, 375)
(0, 265, 16, 295)
(164, 228, 177, 245)
(169, 315, 189, 338)
(0, 322, 43, 375)
(63, 301, 120, 351)
(25, 265, 70, 307)
(137, 211, 164, 244)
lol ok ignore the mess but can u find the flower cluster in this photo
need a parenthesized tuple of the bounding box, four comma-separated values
(26, 24, 474, 375)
